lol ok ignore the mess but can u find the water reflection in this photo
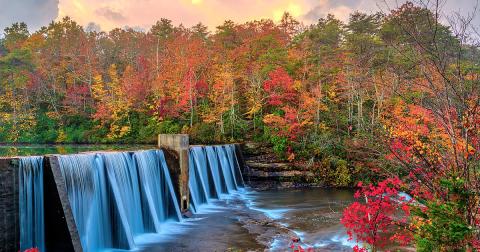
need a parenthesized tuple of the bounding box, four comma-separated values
(0, 144, 155, 157)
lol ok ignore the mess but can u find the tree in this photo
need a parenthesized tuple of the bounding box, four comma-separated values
(92, 64, 133, 140)
(0, 23, 35, 142)
(343, 2, 480, 250)
(342, 178, 412, 251)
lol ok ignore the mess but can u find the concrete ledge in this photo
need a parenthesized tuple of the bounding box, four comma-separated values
(160, 148, 187, 212)
(45, 156, 82, 252)
(158, 134, 189, 150)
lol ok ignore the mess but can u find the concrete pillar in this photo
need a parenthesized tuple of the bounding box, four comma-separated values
(158, 134, 190, 212)
(0, 158, 19, 252)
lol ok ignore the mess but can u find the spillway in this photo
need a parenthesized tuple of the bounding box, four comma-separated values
(189, 144, 244, 212)
(57, 150, 182, 251)
(15, 144, 245, 251)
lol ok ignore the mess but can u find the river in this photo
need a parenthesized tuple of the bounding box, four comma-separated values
(141, 188, 355, 251)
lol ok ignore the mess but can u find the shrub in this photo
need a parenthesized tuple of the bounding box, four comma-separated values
(333, 158, 350, 186)
(189, 122, 216, 144)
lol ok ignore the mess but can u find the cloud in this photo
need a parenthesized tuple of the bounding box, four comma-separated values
(0, 0, 59, 32)
(0, 0, 478, 34)
(95, 7, 127, 22)
(57, 0, 319, 31)
(302, 0, 398, 23)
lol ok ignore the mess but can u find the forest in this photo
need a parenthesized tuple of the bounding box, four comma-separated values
(2, 1, 480, 250)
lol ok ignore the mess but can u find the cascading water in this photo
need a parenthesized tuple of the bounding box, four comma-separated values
(16, 145, 244, 251)
(102, 152, 145, 237)
(215, 146, 237, 192)
(134, 150, 182, 231)
(191, 147, 217, 199)
(225, 145, 245, 186)
(57, 150, 182, 251)
(57, 153, 124, 251)
(205, 146, 228, 195)
(19, 156, 45, 252)
(189, 151, 209, 212)
(189, 145, 244, 211)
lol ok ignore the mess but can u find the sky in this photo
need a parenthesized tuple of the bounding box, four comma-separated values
(0, 0, 479, 33)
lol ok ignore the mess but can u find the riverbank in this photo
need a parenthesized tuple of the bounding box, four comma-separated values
(241, 142, 353, 191)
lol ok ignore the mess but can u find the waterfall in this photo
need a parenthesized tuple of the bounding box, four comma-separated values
(19, 156, 45, 252)
(225, 145, 244, 187)
(17, 145, 243, 250)
(215, 145, 237, 192)
(103, 152, 145, 237)
(189, 145, 244, 211)
(205, 146, 228, 195)
(57, 153, 126, 251)
(188, 147, 210, 211)
(57, 150, 181, 251)
(190, 147, 214, 199)
(134, 150, 182, 231)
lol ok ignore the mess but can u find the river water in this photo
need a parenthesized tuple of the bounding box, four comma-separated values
(141, 188, 355, 251)
(247, 188, 356, 251)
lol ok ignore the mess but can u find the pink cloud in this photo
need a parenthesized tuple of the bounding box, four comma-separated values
(57, 0, 318, 31)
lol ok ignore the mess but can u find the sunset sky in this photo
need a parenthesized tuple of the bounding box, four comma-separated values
(0, 0, 478, 32)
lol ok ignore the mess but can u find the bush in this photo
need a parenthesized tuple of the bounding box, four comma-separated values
(413, 178, 474, 251)
(333, 158, 351, 186)
(29, 112, 58, 143)
(158, 120, 182, 134)
(189, 122, 216, 144)
(313, 156, 352, 186)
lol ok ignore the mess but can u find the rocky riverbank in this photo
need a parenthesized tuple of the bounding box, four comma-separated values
(241, 142, 324, 190)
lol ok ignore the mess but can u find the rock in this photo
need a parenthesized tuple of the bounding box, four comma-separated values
(243, 142, 271, 156)
(182, 210, 193, 218)
(245, 160, 291, 171)
(247, 169, 314, 178)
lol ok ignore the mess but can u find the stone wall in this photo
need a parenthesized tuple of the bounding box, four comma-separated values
(241, 142, 320, 190)
(0, 158, 19, 252)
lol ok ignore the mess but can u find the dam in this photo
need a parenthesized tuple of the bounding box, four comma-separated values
(0, 135, 354, 252)
(1, 134, 246, 251)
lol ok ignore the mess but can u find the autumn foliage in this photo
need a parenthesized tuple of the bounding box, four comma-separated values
(342, 178, 412, 251)
(2, 2, 480, 251)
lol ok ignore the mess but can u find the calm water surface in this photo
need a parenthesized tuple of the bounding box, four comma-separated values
(0, 144, 155, 157)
